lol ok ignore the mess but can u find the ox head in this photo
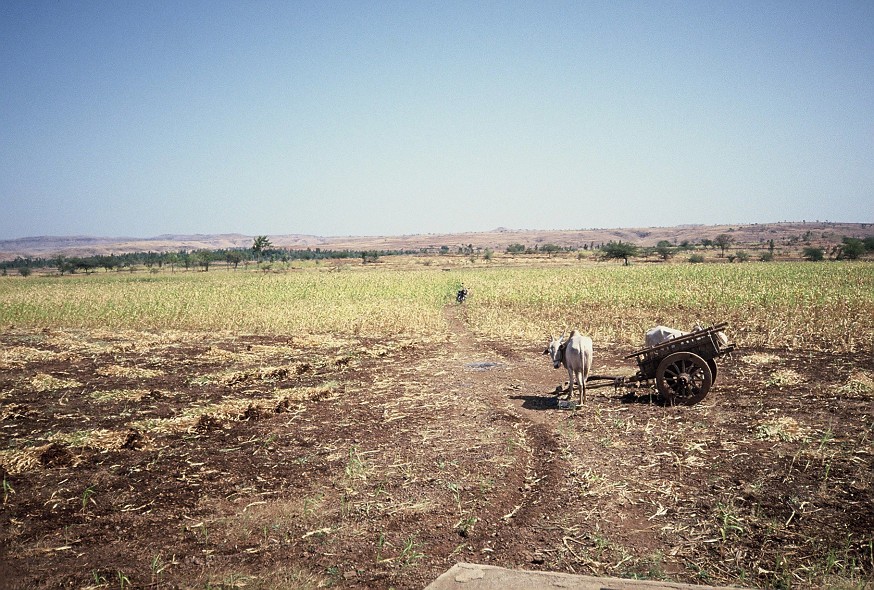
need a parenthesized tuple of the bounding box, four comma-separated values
(543, 333, 566, 369)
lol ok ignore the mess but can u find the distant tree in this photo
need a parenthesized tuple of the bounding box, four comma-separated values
(483, 248, 494, 262)
(735, 250, 750, 262)
(688, 254, 705, 264)
(252, 236, 273, 261)
(760, 252, 774, 262)
(863, 236, 874, 251)
(225, 251, 243, 270)
(18, 267, 32, 277)
(714, 234, 734, 257)
(505, 243, 526, 254)
(655, 240, 675, 261)
(839, 238, 865, 260)
(191, 250, 213, 271)
(700, 238, 713, 249)
(601, 241, 639, 266)
(540, 243, 561, 257)
(803, 246, 825, 261)
(165, 253, 179, 272)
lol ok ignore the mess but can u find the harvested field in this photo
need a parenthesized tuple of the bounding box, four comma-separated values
(1, 306, 872, 589)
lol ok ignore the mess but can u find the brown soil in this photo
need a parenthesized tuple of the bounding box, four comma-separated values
(0, 309, 872, 589)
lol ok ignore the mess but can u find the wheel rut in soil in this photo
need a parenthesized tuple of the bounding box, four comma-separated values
(441, 305, 569, 555)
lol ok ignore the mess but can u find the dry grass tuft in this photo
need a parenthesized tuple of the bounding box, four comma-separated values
(0, 442, 81, 475)
(835, 371, 874, 397)
(765, 368, 805, 387)
(741, 352, 781, 366)
(0, 346, 64, 369)
(754, 416, 810, 442)
(88, 388, 153, 402)
(96, 365, 163, 379)
(30, 373, 82, 392)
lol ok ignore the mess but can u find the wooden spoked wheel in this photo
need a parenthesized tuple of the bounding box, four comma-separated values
(656, 352, 713, 406)
(707, 358, 718, 384)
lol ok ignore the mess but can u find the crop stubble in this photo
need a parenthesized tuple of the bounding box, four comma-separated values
(0, 262, 872, 589)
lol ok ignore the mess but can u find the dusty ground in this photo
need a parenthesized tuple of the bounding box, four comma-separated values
(1, 308, 872, 589)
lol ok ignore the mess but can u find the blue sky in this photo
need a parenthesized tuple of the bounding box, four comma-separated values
(2, 1, 872, 239)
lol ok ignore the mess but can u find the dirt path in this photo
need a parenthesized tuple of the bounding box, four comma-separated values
(436, 304, 571, 555)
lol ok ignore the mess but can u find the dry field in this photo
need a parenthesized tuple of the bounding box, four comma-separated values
(0, 262, 872, 589)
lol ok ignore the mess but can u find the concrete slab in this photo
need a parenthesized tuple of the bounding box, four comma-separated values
(425, 563, 745, 590)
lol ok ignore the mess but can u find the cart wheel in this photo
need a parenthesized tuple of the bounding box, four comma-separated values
(656, 352, 713, 406)
(707, 358, 718, 384)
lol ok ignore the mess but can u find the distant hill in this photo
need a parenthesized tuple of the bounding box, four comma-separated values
(0, 222, 871, 261)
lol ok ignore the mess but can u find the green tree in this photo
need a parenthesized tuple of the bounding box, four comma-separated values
(839, 238, 865, 260)
(225, 251, 243, 270)
(505, 243, 526, 254)
(714, 234, 734, 257)
(803, 246, 825, 261)
(540, 243, 561, 257)
(655, 240, 675, 261)
(191, 250, 213, 271)
(252, 236, 273, 261)
(601, 241, 639, 266)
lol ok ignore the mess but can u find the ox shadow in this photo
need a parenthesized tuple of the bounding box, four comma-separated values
(510, 388, 667, 410)
(510, 392, 564, 411)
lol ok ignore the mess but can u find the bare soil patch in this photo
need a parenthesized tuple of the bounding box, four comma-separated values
(1, 311, 872, 589)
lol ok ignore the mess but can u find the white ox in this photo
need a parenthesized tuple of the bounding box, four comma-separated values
(544, 330, 594, 405)
(644, 325, 728, 348)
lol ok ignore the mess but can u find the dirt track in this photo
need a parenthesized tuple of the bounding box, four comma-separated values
(1, 308, 872, 589)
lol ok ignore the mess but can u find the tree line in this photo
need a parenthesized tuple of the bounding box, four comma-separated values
(505, 233, 874, 265)
(0, 245, 421, 276)
(3, 233, 872, 276)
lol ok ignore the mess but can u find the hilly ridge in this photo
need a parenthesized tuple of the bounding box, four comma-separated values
(0, 221, 871, 260)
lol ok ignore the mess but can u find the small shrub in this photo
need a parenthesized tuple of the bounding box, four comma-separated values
(689, 254, 705, 263)
(803, 246, 825, 261)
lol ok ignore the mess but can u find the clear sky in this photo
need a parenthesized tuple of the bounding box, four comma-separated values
(2, 1, 872, 239)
